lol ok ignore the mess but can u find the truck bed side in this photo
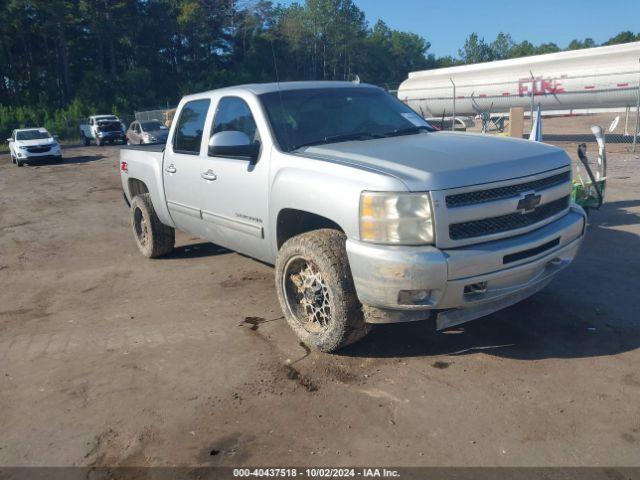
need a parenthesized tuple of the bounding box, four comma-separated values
(120, 145, 174, 227)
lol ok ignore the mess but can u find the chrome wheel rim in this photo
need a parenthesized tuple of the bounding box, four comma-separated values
(133, 207, 150, 248)
(283, 256, 332, 333)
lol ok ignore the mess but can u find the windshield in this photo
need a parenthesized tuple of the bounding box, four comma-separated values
(16, 130, 50, 140)
(96, 116, 118, 122)
(141, 121, 167, 131)
(259, 87, 435, 152)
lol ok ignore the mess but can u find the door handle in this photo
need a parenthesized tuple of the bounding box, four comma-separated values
(165, 164, 177, 174)
(201, 169, 217, 181)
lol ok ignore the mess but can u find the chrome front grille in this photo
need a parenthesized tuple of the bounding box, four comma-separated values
(449, 196, 570, 240)
(445, 171, 570, 207)
(431, 168, 573, 248)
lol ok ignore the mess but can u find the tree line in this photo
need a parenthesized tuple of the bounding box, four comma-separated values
(0, 0, 638, 140)
(456, 31, 640, 64)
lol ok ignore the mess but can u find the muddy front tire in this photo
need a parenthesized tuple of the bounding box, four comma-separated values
(130, 193, 175, 258)
(275, 229, 370, 352)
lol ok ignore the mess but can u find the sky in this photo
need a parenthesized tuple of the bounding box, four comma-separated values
(273, 0, 640, 58)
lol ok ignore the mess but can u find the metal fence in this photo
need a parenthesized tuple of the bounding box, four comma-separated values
(400, 70, 640, 152)
(22, 110, 171, 144)
(2, 108, 167, 146)
(459, 110, 637, 155)
(16, 115, 135, 143)
(134, 107, 177, 125)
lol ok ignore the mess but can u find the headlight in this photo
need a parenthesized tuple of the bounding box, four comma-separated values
(359, 191, 434, 245)
(19, 145, 28, 150)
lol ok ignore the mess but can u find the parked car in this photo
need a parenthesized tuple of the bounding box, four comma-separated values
(119, 81, 586, 352)
(126, 120, 169, 145)
(79, 115, 126, 146)
(8, 127, 62, 166)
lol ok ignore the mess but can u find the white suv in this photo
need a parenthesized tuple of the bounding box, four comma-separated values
(8, 128, 63, 167)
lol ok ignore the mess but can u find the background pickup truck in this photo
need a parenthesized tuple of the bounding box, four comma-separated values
(80, 115, 126, 146)
(120, 81, 586, 352)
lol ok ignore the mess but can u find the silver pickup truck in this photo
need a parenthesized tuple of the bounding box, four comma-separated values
(120, 81, 586, 352)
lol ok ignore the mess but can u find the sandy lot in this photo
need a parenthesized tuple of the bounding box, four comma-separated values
(0, 142, 639, 467)
(468, 112, 639, 155)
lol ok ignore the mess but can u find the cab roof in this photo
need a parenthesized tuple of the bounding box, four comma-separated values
(182, 81, 380, 101)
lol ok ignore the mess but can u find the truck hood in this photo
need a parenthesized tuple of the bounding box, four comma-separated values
(299, 132, 570, 191)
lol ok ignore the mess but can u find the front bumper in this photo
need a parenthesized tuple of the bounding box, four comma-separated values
(143, 136, 167, 144)
(17, 150, 62, 160)
(346, 205, 587, 328)
(97, 132, 125, 140)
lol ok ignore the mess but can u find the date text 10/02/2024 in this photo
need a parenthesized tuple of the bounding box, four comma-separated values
(232, 468, 401, 478)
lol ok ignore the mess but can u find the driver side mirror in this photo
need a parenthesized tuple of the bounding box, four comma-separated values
(208, 131, 260, 162)
(7, 138, 12, 143)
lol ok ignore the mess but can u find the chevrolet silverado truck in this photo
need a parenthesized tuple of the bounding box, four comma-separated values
(80, 115, 126, 146)
(119, 81, 586, 352)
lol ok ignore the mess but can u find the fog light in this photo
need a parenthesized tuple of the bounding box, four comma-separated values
(398, 289, 432, 305)
(464, 282, 488, 295)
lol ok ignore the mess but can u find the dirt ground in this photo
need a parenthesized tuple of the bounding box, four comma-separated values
(0, 141, 639, 468)
(468, 112, 639, 155)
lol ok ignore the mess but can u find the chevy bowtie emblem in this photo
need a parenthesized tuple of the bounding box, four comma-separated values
(517, 193, 541, 212)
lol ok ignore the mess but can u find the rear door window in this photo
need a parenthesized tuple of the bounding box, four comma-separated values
(173, 99, 211, 154)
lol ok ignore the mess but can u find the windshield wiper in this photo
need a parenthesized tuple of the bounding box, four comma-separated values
(292, 131, 384, 151)
(381, 126, 431, 137)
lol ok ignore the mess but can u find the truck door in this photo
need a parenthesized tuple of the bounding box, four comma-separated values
(198, 96, 270, 261)
(163, 98, 211, 236)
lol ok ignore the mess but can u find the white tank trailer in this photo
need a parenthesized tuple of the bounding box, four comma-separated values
(398, 42, 640, 118)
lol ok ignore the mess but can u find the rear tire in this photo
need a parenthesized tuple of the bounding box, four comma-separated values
(130, 193, 175, 258)
(275, 229, 370, 352)
(82, 134, 90, 146)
